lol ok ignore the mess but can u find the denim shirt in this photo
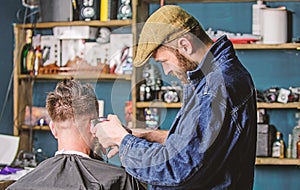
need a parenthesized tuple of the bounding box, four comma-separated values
(120, 35, 257, 190)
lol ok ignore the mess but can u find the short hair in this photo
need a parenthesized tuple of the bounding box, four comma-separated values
(46, 79, 98, 122)
(189, 24, 212, 45)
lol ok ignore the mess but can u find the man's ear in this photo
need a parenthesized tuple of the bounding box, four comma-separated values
(49, 121, 58, 139)
(177, 37, 193, 55)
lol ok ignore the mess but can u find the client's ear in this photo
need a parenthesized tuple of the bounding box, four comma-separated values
(49, 121, 58, 139)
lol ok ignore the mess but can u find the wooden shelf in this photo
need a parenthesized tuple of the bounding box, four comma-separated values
(255, 157, 300, 166)
(257, 102, 300, 109)
(137, 102, 300, 109)
(21, 125, 50, 131)
(14, 20, 132, 29)
(136, 102, 182, 108)
(143, 0, 300, 4)
(17, 73, 132, 81)
(234, 43, 300, 50)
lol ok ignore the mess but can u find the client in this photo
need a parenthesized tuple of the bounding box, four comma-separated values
(7, 79, 145, 190)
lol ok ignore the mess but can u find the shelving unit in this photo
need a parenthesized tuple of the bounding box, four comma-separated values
(13, 0, 138, 152)
(133, 0, 300, 169)
(136, 102, 300, 109)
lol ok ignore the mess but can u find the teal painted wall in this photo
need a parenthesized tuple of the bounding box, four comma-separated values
(0, 1, 22, 135)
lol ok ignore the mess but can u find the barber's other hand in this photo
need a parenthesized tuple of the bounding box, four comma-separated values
(90, 114, 129, 157)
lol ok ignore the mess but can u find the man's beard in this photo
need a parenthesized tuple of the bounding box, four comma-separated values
(170, 49, 198, 84)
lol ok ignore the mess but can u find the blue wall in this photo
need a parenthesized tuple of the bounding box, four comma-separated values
(150, 2, 300, 190)
(0, 1, 22, 135)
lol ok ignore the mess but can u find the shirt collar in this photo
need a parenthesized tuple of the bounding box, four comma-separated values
(55, 149, 90, 158)
(187, 35, 232, 84)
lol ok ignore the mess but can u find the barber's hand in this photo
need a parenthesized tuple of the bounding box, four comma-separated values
(106, 146, 119, 158)
(90, 114, 129, 158)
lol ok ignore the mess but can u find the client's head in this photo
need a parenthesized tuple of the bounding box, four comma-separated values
(46, 79, 99, 153)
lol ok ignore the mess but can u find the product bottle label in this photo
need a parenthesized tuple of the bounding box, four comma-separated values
(26, 51, 35, 72)
(272, 146, 280, 157)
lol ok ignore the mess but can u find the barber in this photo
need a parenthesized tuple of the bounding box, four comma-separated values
(91, 5, 257, 190)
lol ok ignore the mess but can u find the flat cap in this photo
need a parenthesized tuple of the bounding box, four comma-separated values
(133, 5, 199, 67)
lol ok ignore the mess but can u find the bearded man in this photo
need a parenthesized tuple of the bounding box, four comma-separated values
(91, 5, 257, 190)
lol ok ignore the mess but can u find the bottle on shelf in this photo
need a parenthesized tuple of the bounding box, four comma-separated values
(20, 29, 33, 74)
(292, 112, 300, 158)
(286, 133, 292, 158)
(26, 34, 36, 75)
(272, 131, 285, 158)
(297, 134, 300, 159)
(33, 34, 42, 76)
(252, 0, 267, 38)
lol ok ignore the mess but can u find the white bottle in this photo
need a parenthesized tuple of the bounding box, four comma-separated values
(292, 113, 300, 158)
(286, 133, 292, 158)
(252, 0, 267, 36)
(272, 131, 284, 158)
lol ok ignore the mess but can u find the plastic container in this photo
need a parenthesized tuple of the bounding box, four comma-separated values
(252, 0, 266, 36)
(262, 7, 288, 44)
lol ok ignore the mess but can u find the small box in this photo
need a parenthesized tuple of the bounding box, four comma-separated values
(61, 39, 86, 67)
(256, 124, 276, 157)
(39, 0, 73, 22)
(53, 26, 98, 40)
(109, 33, 133, 74)
(41, 35, 61, 66)
(84, 42, 110, 66)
